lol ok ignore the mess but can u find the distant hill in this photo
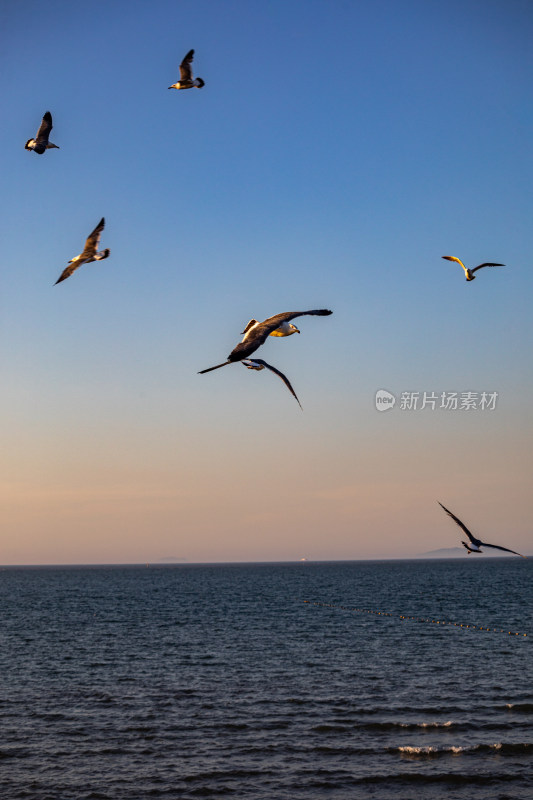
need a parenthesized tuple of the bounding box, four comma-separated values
(417, 547, 465, 558)
(155, 556, 188, 563)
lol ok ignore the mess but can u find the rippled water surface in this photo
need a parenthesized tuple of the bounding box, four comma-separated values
(1, 560, 532, 799)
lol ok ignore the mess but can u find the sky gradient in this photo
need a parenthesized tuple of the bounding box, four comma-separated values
(1, 0, 532, 564)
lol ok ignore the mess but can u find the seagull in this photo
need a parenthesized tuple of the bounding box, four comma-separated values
(54, 218, 110, 285)
(198, 309, 333, 374)
(442, 256, 505, 282)
(168, 49, 205, 90)
(242, 359, 302, 409)
(25, 111, 59, 154)
(438, 502, 526, 557)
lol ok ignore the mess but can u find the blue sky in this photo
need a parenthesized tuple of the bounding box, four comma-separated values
(1, 0, 532, 563)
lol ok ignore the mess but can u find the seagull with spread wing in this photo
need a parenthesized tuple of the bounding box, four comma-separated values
(442, 256, 505, 282)
(168, 49, 205, 90)
(242, 359, 302, 409)
(198, 309, 333, 374)
(25, 111, 59, 154)
(54, 218, 110, 285)
(438, 502, 526, 557)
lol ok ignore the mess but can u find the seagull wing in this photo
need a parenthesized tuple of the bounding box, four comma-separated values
(260, 309, 333, 331)
(234, 309, 332, 359)
(80, 218, 105, 259)
(470, 263, 505, 274)
(179, 49, 194, 81)
(35, 111, 53, 147)
(248, 359, 302, 409)
(241, 319, 259, 335)
(442, 256, 467, 274)
(479, 542, 526, 558)
(438, 502, 479, 545)
(198, 361, 231, 374)
(55, 262, 82, 285)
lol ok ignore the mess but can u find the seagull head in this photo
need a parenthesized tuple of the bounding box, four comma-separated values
(24, 139, 35, 150)
(270, 321, 301, 337)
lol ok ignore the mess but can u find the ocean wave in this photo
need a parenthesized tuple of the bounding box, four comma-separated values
(394, 742, 533, 758)
(493, 742, 533, 754)
(351, 771, 528, 786)
(396, 745, 467, 757)
(505, 703, 533, 713)
(310, 723, 349, 732)
(313, 719, 518, 733)
(329, 703, 499, 716)
(362, 720, 455, 731)
(313, 719, 457, 732)
(377, 719, 518, 732)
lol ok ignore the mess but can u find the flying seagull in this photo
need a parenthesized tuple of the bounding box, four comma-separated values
(25, 111, 59, 154)
(198, 309, 333, 374)
(168, 49, 205, 90)
(242, 359, 302, 409)
(55, 218, 110, 285)
(438, 502, 526, 557)
(442, 256, 505, 282)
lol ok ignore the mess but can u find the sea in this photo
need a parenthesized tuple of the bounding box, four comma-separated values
(1, 559, 532, 799)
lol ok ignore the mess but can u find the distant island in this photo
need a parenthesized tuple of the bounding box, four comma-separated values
(155, 556, 189, 563)
(418, 547, 465, 558)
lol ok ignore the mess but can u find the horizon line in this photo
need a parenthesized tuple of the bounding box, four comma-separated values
(2, 554, 529, 568)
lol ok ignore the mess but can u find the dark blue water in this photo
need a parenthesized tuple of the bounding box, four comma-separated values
(1, 560, 532, 799)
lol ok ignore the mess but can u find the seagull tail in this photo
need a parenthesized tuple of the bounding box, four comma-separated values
(198, 361, 231, 374)
(195, 78, 205, 88)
